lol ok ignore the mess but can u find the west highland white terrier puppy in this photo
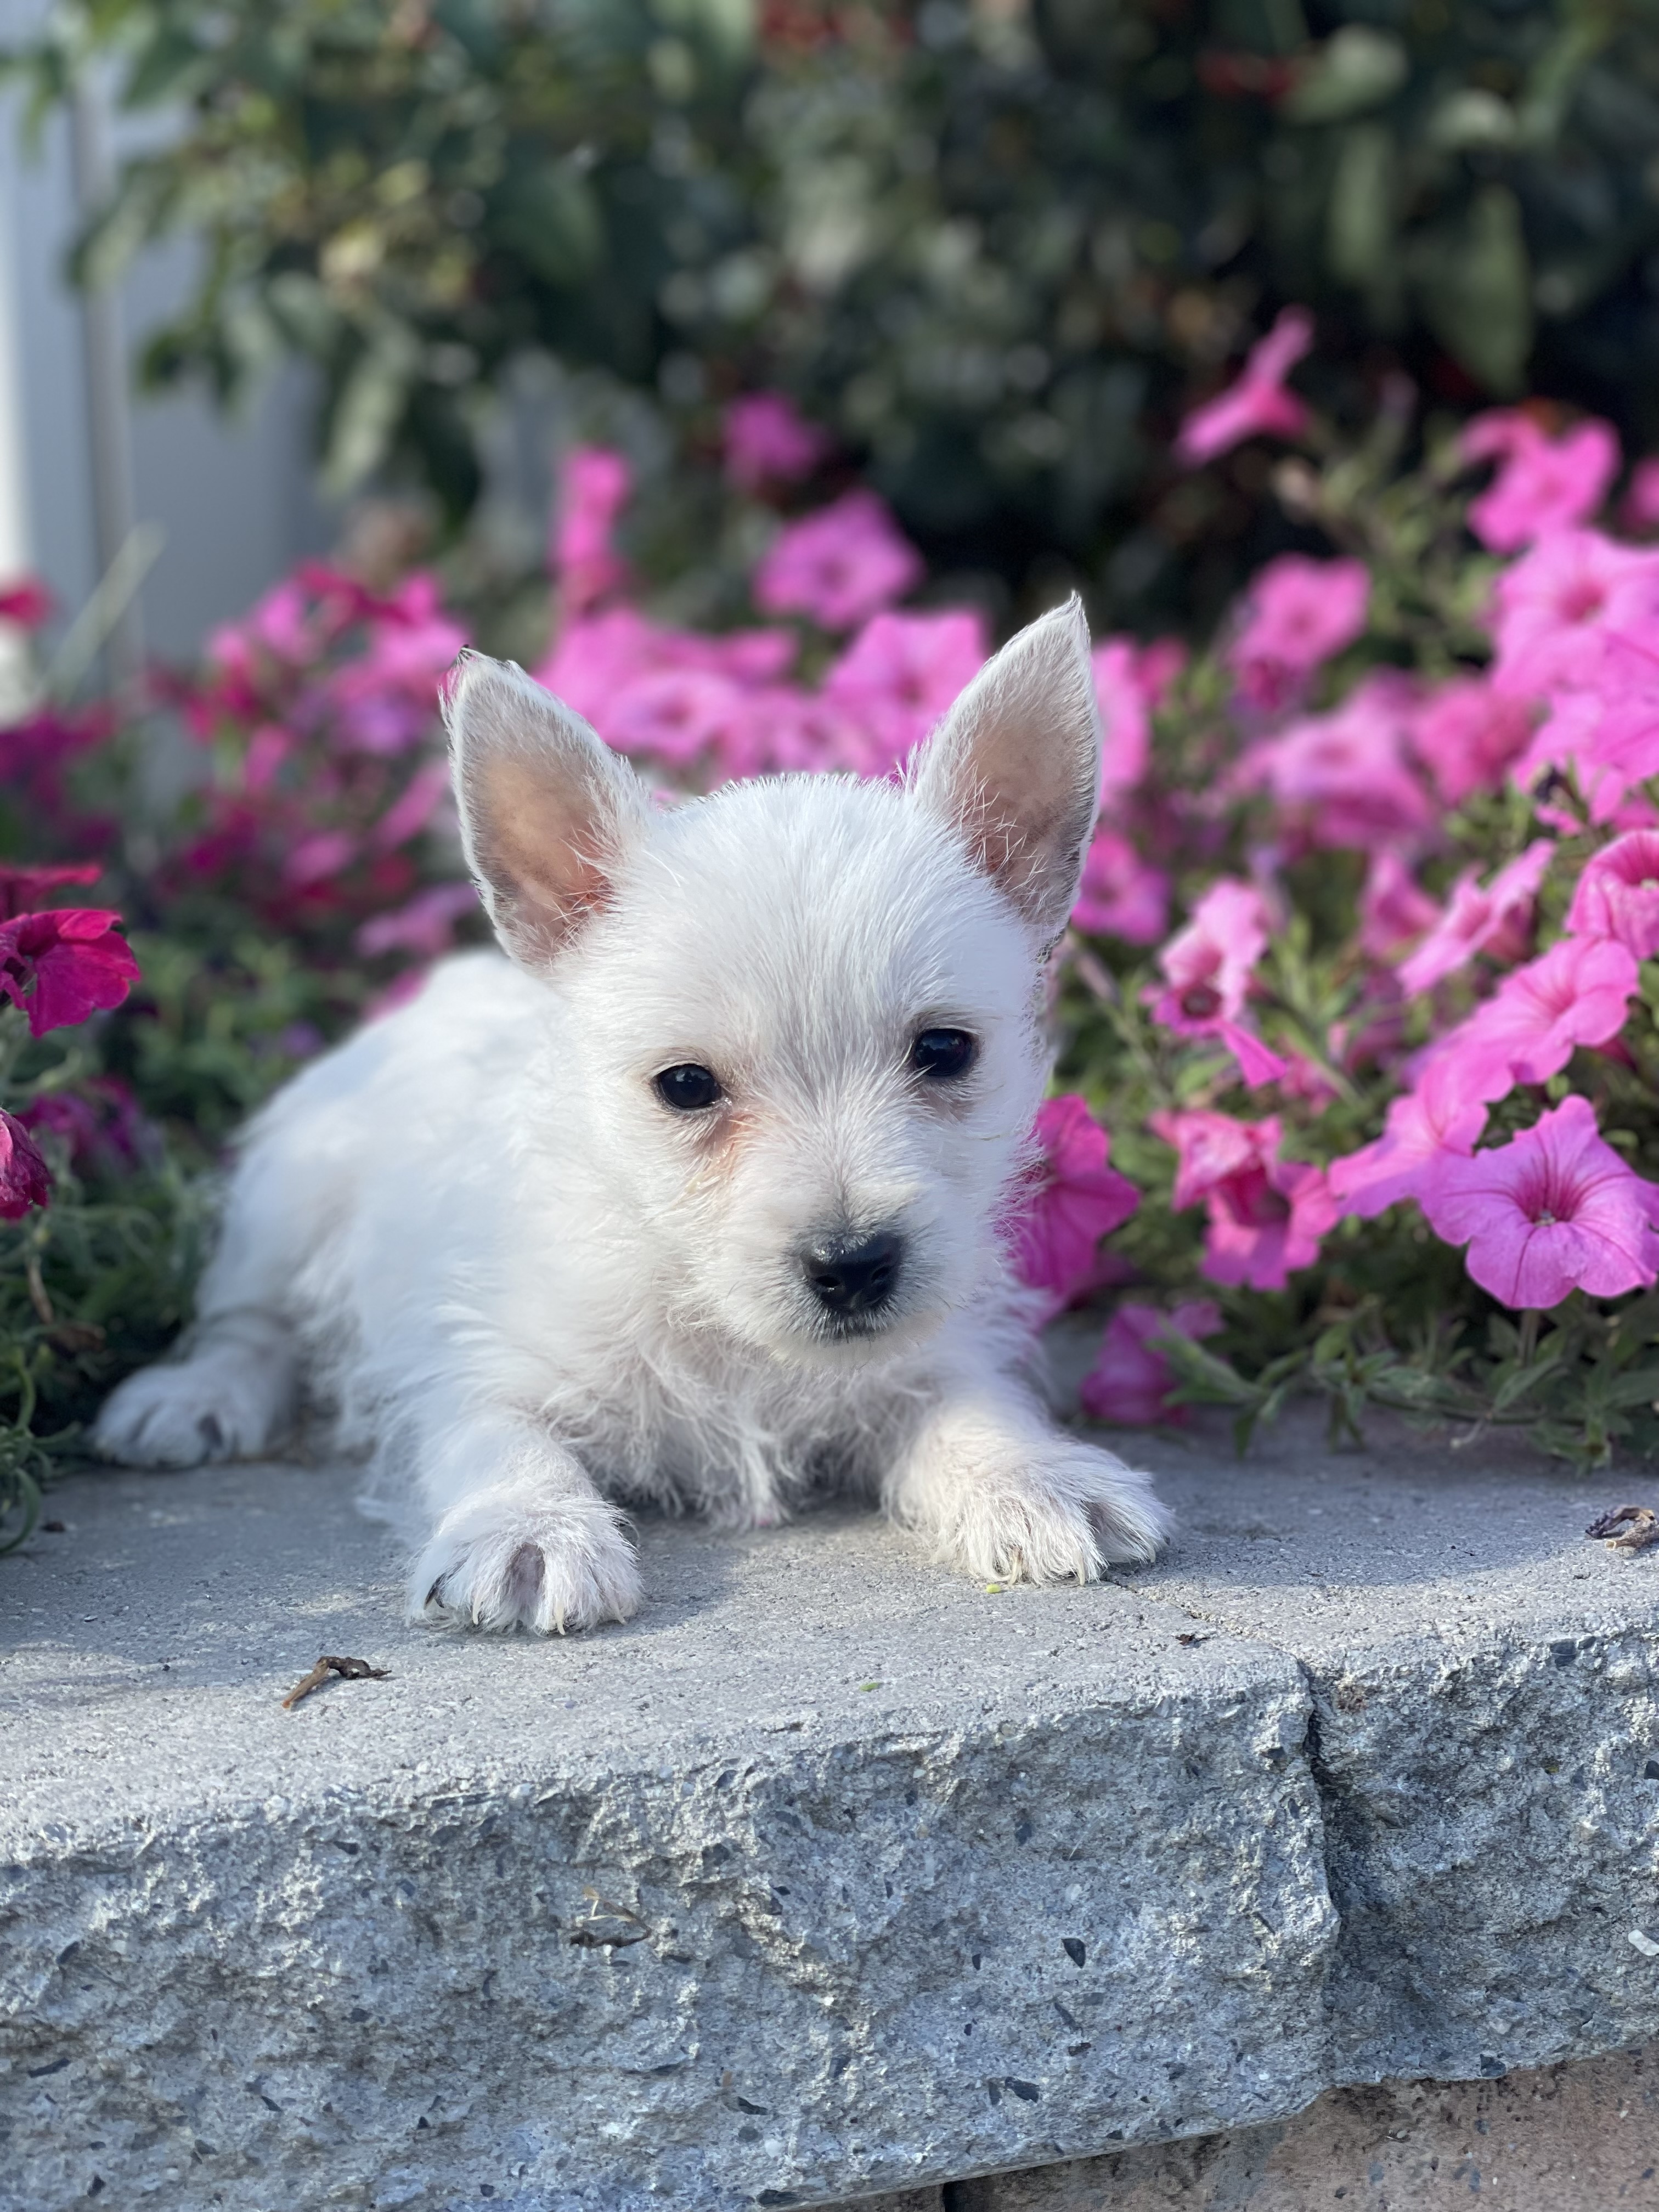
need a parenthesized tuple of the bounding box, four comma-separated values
(94, 599, 1170, 1632)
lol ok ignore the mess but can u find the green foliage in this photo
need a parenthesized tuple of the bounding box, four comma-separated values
(9, 0, 1659, 620)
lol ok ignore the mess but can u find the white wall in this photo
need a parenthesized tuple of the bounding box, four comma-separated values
(0, 14, 326, 664)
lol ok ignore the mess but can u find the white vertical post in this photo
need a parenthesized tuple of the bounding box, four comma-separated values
(0, 146, 33, 711)
(68, 75, 144, 692)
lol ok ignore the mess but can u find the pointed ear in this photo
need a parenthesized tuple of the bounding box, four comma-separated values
(444, 652, 649, 971)
(908, 597, 1102, 943)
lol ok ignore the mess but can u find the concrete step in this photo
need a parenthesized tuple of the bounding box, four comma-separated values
(3, 1412, 1657, 2210)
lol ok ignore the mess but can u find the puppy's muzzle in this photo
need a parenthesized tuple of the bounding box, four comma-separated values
(801, 1228, 905, 1323)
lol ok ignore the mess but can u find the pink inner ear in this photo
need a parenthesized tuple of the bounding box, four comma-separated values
(465, 751, 618, 956)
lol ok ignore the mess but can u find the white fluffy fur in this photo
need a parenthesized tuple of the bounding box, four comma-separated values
(94, 599, 1172, 1630)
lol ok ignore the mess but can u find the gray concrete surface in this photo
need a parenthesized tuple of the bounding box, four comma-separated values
(2, 1409, 1658, 2211)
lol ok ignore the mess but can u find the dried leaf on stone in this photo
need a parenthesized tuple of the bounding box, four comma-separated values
(281, 1653, 392, 1709)
(1584, 1505, 1659, 1551)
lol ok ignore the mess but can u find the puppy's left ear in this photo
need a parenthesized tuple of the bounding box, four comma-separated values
(445, 651, 650, 972)
(909, 596, 1102, 944)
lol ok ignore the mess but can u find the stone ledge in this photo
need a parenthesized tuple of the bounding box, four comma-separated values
(2, 1413, 1657, 2211)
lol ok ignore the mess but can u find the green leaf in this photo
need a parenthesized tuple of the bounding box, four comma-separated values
(1284, 28, 1408, 125)
(1412, 185, 1533, 395)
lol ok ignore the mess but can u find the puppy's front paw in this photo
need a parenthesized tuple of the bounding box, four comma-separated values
(92, 1354, 289, 1469)
(410, 1484, 643, 1635)
(919, 1437, 1172, 1586)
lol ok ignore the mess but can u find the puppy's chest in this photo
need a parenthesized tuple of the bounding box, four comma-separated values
(569, 1341, 901, 1504)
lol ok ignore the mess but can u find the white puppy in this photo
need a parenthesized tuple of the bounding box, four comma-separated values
(94, 599, 1170, 1632)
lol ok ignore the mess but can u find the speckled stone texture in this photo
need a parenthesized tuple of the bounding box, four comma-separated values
(3, 1412, 1658, 2212)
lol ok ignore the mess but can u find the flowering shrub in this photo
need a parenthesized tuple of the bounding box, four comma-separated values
(15, 338, 1659, 1527)
(532, 369, 1659, 1468)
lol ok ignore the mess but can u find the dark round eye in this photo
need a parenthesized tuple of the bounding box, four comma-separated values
(654, 1063, 723, 1113)
(911, 1028, 977, 1081)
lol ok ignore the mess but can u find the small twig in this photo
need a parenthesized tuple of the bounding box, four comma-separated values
(1584, 1505, 1659, 1553)
(281, 1654, 391, 1710)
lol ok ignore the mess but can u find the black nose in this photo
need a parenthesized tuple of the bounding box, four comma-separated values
(803, 1230, 905, 1318)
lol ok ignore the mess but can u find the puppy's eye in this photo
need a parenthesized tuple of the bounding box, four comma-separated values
(911, 1028, 977, 1081)
(654, 1063, 723, 1113)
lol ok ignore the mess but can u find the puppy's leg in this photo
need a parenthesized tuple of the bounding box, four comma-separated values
(885, 1382, 1171, 1585)
(92, 1307, 298, 1468)
(410, 1415, 642, 1635)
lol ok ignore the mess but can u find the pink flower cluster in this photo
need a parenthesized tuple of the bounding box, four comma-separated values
(0, 866, 142, 1220)
(183, 562, 475, 958)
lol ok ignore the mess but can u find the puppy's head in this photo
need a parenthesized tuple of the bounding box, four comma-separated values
(446, 602, 1102, 1365)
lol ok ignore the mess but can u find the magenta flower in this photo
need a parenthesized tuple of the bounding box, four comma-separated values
(1463, 413, 1620, 552)
(1236, 672, 1431, 852)
(1176, 307, 1313, 466)
(1151, 1108, 1338, 1291)
(1419, 1095, 1659, 1308)
(754, 490, 924, 631)
(822, 609, 987, 774)
(0, 910, 140, 1036)
(1488, 529, 1659, 702)
(1091, 638, 1161, 795)
(1566, 831, 1659, 957)
(1009, 1094, 1140, 1320)
(0, 577, 53, 630)
(1079, 1300, 1222, 1426)
(0, 1110, 52, 1219)
(0, 862, 101, 924)
(723, 393, 831, 492)
(604, 668, 748, 769)
(552, 447, 631, 615)
(1406, 677, 1536, 807)
(1396, 840, 1554, 996)
(1438, 934, 1638, 1098)
(1147, 879, 1268, 1039)
(356, 883, 479, 960)
(1358, 851, 1439, 962)
(1071, 828, 1170, 945)
(1328, 1056, 1489, 1220)
(1226, 555, 1369, 710)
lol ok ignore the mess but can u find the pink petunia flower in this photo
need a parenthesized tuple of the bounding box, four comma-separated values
(1091, 637, 1170, 795)
(1071, 829, 1170, 945)
(1150, 1107, 1338, 1291)
(1147, 879, 1268, 1038)
(0, 1109, 52, 1218)
(1327, 1054, 1489, 1220)
(753, 490, 924, 631)
(1175, 307, 1313, 467)
(1009, 1094, 1140, 1320)
(1463, 413, 1621, 552)
(1418, 1094, 1659, 1308)
(1487, 529, 1659, 702)
(0, 577, 53, 630)
(1079, 1300, 1222, 1425)
(0, 862, 101, 925)
(356, 883, 480, 960)
(821, 609, 987, 775)
(0, 910, 140, 1036)
(1396, 840, 1554, 996)
(1235, 672, 1432, 852)
(1566, 830, 1659, 957)
(1226, 555, 1369, 711)
(723, 393, 831, 492)
(1407, 677, 1536, 808)
(603, 668, 749, 769)
(552, 447, 632, 615)
(1434, 934, 1638, 1099)
(1358, 851, 1440, 962)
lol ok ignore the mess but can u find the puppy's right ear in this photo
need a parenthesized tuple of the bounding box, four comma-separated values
(445, 652, 648, 972)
